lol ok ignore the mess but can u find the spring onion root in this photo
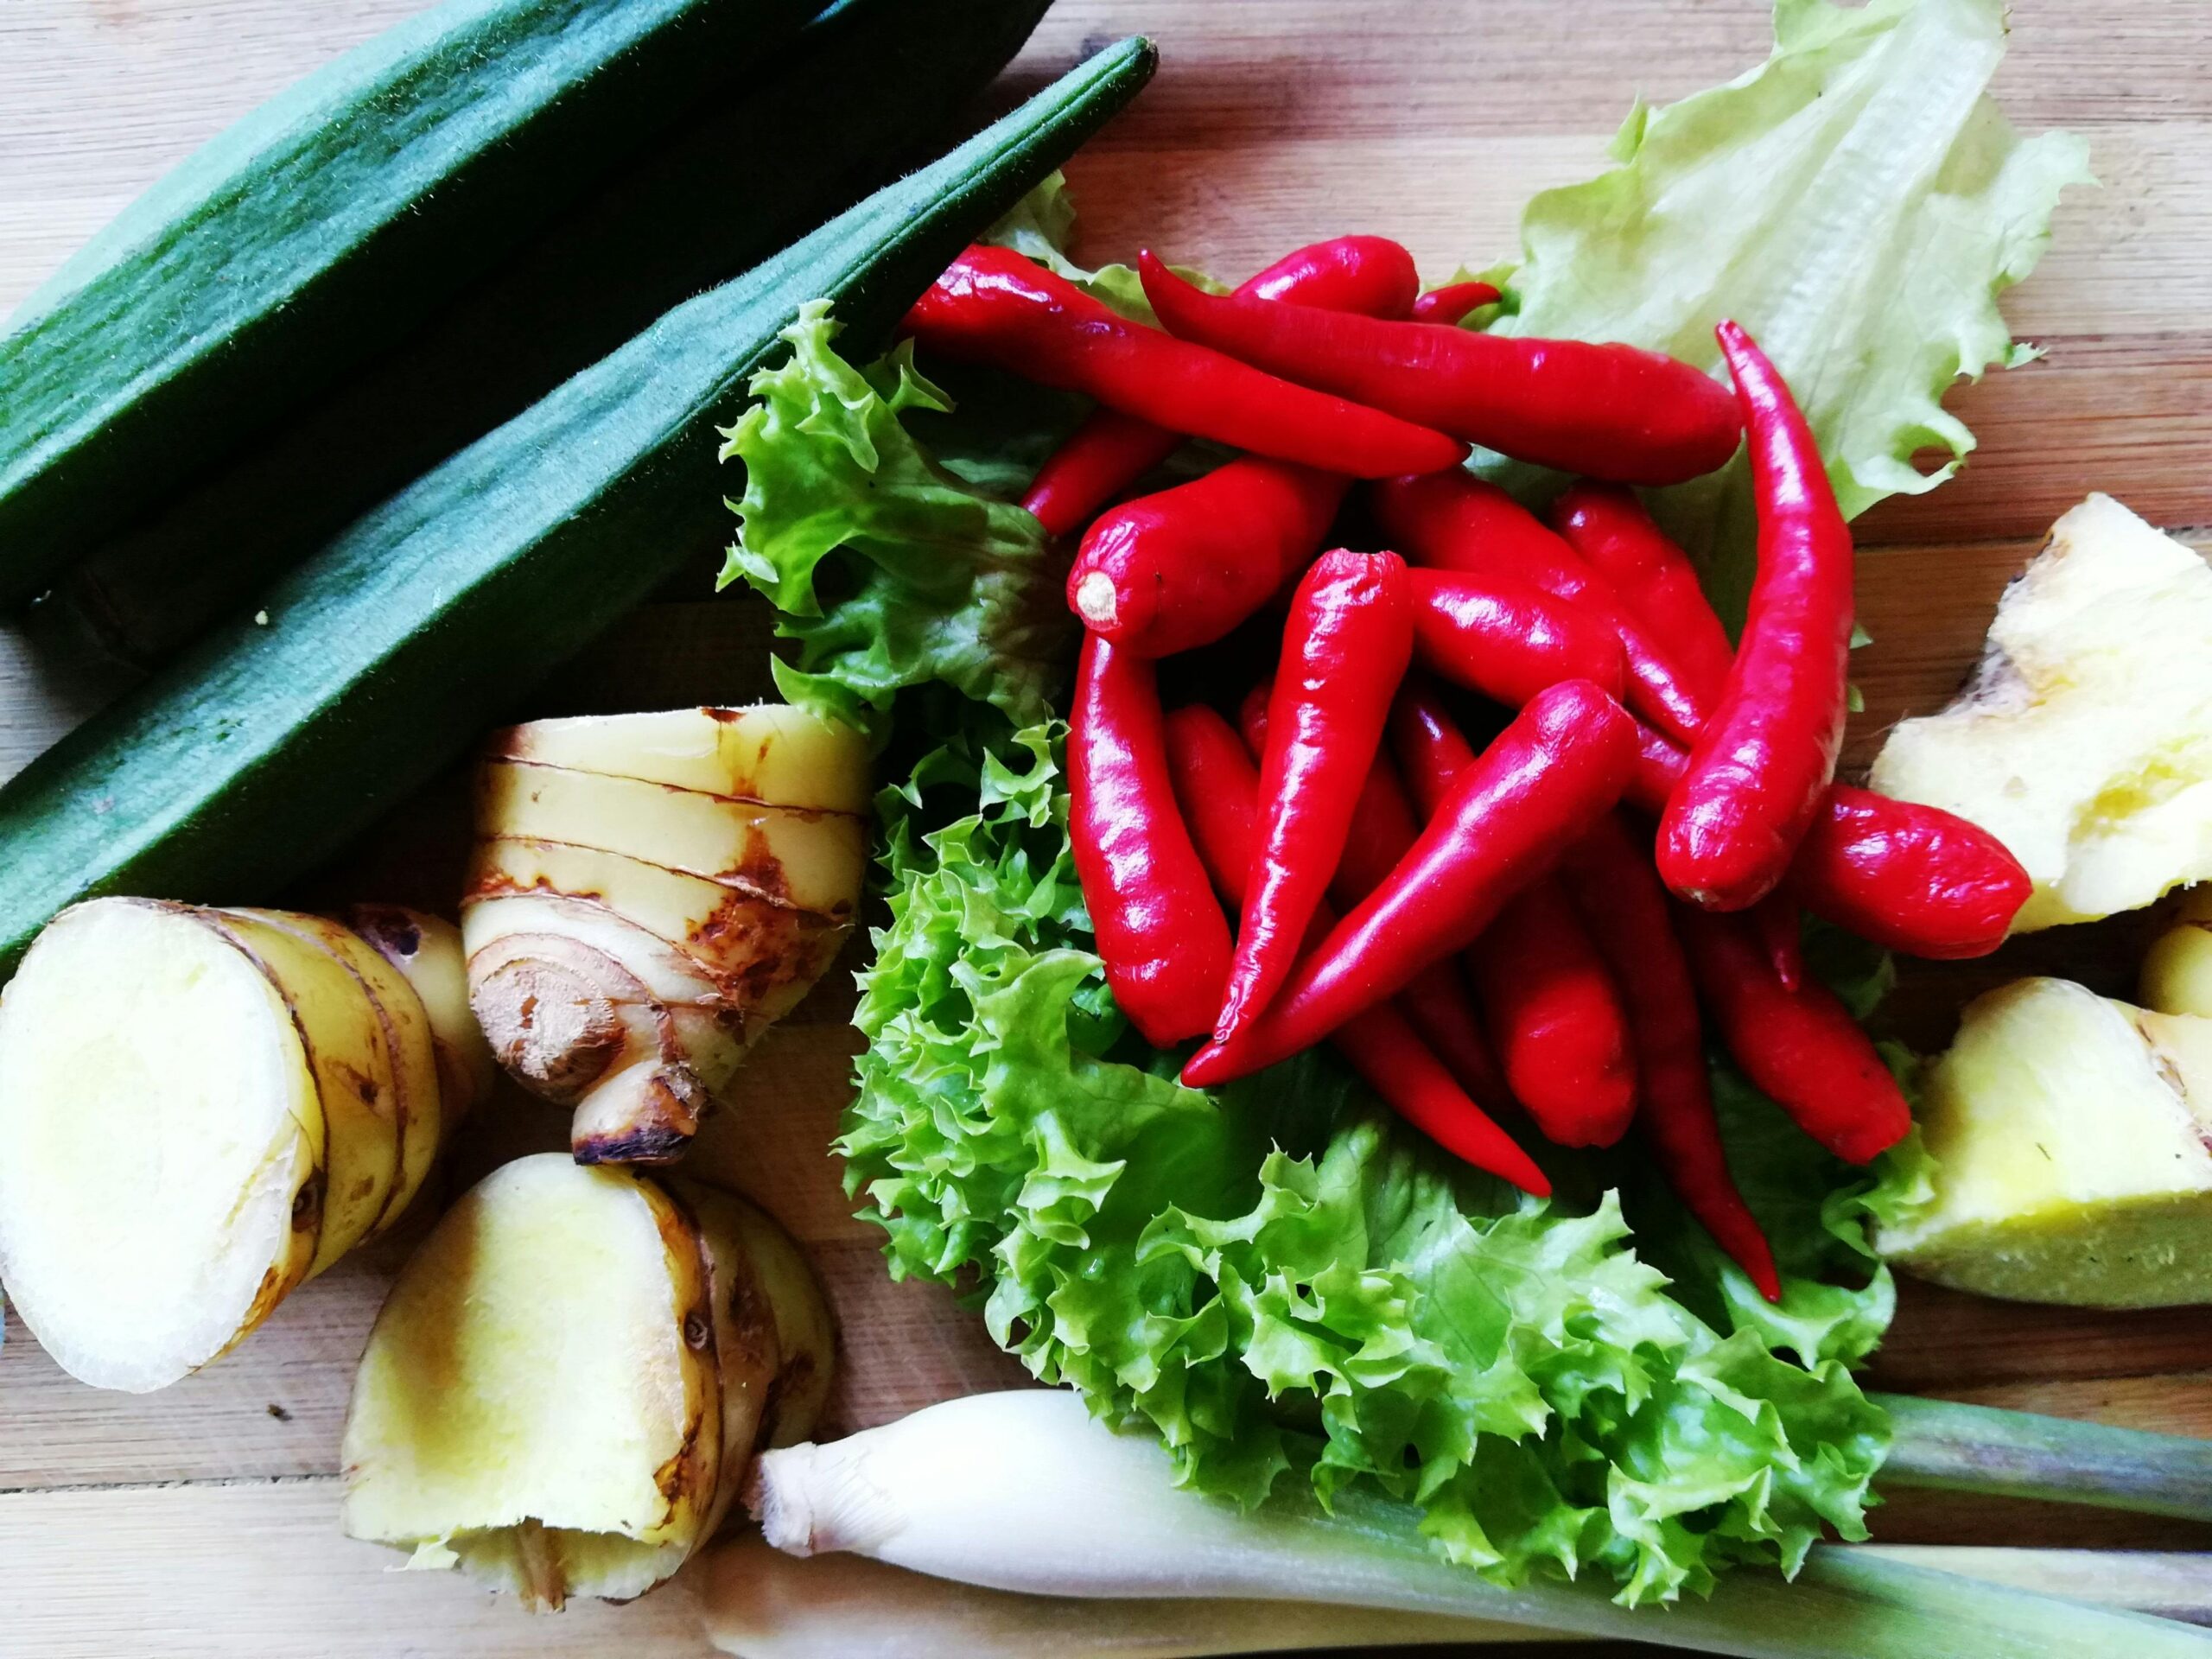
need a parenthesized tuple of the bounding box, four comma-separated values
(747, 1391, 2212, 1659)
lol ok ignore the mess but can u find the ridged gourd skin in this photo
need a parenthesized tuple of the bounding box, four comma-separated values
(48, 0, 1058, 671)
(0, 0, 832, 610)
(0, 37, 1159, 980)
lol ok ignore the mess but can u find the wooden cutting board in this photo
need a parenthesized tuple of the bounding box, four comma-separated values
(2, 3, 2209, 1655)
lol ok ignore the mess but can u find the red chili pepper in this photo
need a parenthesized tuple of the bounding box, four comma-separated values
(1140, 252, 1741, 486)
(1391, 693, 1636, 1150)
(1219, 552, 1414, 1041)
(1020, 237, 1422, 537)
(1548, 481, 1736, 698)
(1239, 686, 1510, 1107)
(1626, 724, 2027, 957)
(1558, 814, 1781, 1300)
(1410, 566, 1627, 710)
(1656, 324, 1853, 912)
(1675, 904, 1911, 1165)
(1751, 891, 1806, 994)
(1165, 703, 1548, 1195)
(907, 246, 1466, 481)
(1786, 786, 2031, 959)
(1371, 472, 1714, 746)
(1465, 878, 1638, 1149)
(1182, 678, 1637, 1089)
(1068, 633, 1234, 1047)
(1328, 1006, 1552, 1196)
(1385, 677, 1480, 817)
(1242, 234, 1422, 315)
(1068, 459, 1346, 658)
(1408, 280, 1502, 327)
(1021, 411, 1180, 541)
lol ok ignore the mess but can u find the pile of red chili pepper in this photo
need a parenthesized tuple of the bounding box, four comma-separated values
(899, 234, 2032, 1300)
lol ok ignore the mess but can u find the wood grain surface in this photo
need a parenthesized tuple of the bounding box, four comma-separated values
(3, 1, 2211, 1656)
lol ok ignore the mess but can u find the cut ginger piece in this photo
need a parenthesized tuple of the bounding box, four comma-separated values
(1870, 494, 2212, 931)
(1877, 977, 2212, 1307)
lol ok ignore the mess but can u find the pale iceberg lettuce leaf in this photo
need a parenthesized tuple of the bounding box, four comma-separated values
(1482, 0, 2089, 619)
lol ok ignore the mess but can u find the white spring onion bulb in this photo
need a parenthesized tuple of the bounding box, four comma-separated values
(745, 1390, 2212, 1659)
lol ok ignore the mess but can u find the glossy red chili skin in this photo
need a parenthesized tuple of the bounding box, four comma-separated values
(1020, 237, 1422, 537)
(1306, 722, 1510, 1106)
(1466, 877, 1637, 1149)
(1559, 814, 1781, 1300)
(1549, 480, 1737, 697)
(1372, 471, 1713, 745)
(1408, 280, 1502, 327)
(1243, 234, 1421, 314)
(1658, 324, 1853, 912)
(1023, 409, 1182, 539)
(1182, 678, 1637, 1089)
(909, 246, 1466, 480)
(1068, 634, 1233, 1047)
(1220, 552, 1414, 1041)
(1068, 459, 1347, 658)
(1386, 677, 1480, 817)
(1752, 891, 1807, 994)
(1410, 567, 1627, 709)
(1630, 724, 2026, 957)
(1789, 785, 2031, 959)
(1141, 252, 1741, 486)
(1328, 1003, 1552, 1195)
(1165, 703, 1546, 1195)
(1675, 904, 1912, 1165)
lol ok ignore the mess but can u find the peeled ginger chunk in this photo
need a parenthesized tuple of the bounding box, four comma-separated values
(1870, 494, 2212, 931)
(343, 1155, 833, 1608)
(0, 899, 324, 1392)
(1877, 977, 2212, 1307)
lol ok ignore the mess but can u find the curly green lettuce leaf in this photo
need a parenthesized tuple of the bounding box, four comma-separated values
(982, 168, 1155, 321)
(1481, 0, 2089, 621)
(718, 301, 1071, 742)
(842, 727, 1894, 1606)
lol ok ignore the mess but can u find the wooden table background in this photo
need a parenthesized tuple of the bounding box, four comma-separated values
(3, 1, 2211, 1654)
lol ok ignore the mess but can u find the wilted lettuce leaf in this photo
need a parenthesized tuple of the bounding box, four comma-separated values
(1478, 0, 2089, 621)
(842, 728, 1897, 1606)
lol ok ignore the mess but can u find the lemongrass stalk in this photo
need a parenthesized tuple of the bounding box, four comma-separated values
(746, 1391, 2212, 1659)
(698, 1537, 1570, 1657)
(700, 1537, 2212, 1658)
(1874, 1393, 2212, 1521)
(1853, 1548, 2212, 1628)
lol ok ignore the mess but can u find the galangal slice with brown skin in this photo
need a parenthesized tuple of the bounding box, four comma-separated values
(463, 704, 868, 1166)
(0, 898, 480, 1391)
(342, 1154, 832, 1609)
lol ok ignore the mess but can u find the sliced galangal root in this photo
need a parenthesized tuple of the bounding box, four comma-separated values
(341, 1153, 833, 1609)
(1871, 494, 2212, 932)
(463, 705, 868, 1165)
(1876, 976, 2212, 1307)
(0, 898, 486, 1392)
